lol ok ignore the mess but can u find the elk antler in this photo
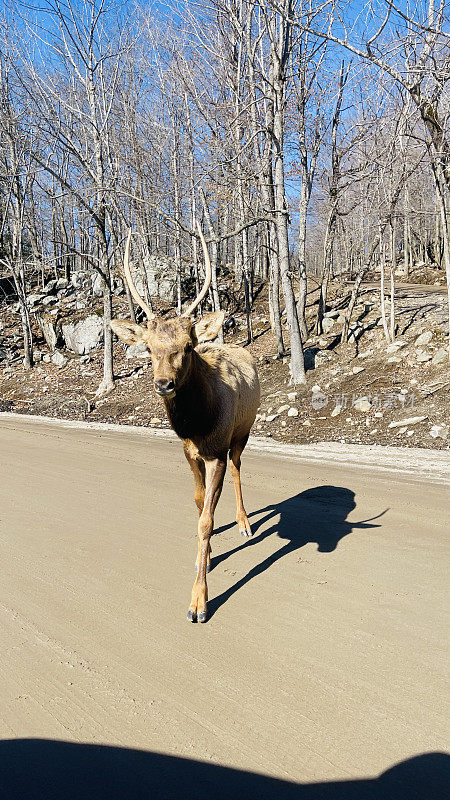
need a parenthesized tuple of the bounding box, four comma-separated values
(122, 229, 155, 320)
(182, 220, 212, 317)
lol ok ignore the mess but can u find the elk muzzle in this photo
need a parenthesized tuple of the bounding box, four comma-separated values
(154, 378, 176, 398)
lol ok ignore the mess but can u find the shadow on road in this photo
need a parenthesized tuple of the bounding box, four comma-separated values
(0, 739, 448, 799)
(209, 486, 386, 618)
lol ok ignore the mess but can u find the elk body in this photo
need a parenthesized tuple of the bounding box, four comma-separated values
(111, 227, 260, 622)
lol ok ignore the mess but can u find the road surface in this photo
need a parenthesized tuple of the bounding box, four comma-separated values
(0, 415, 448, 798)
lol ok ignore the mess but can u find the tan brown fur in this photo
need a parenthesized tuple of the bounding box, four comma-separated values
(111, 312, 260, 623)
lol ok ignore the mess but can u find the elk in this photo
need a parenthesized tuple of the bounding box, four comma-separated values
(111, 225, 260, 623)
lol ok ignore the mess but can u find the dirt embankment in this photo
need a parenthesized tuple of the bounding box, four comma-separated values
(1, 277, 448, 449)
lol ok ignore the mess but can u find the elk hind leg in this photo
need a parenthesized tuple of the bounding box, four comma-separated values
(230, 436, 252, 537)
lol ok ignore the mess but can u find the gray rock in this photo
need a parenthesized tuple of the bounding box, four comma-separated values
(415, 330, 433, 347)
(126, 343, 149, 359)
(92, 273, 104, 297)
(432, 348, 448, 366)
(56, 278, 69, 290)
(386, 342, 403, 353)
(416, 350, 432, 363)
(429, 424, 449, 440)
(322, 317, 335, 333)
(43, 279, 57, 294)
(61, 314, 103, 355)
(388, 416, 427, 429)
(353, 398, 371, 412)
(315, 351, 330, 366)
(37, 314, 61, 351)
(71, 271, 87, 289)
(287, 407, 299, 417)
(352, 366, 365, 374)
(42, 296, 56, 306)
(42, 353, 51, 363)
(28, 293, 43, 306)
(131, 253, 180, 304)
(51, 351, 67, 368)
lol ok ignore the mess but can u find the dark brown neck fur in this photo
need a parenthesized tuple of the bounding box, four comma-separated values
(163, 350, 219, 441)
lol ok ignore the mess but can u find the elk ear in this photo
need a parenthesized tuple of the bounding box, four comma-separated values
(193, 310, 225, 344)
(110, 318, 145, 345)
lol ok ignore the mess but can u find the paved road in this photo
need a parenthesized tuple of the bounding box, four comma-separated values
(0, 416, 448, 798)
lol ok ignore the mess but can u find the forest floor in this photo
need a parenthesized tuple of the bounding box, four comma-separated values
(0, 271, 448, 450)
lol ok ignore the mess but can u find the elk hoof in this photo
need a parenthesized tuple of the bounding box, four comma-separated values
(238, 517, 252, 537)
(198, 610, 208, 623)
(187, 609, 197, 622)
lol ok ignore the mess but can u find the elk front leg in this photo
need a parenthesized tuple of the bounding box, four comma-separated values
(184, 447, 206, 516)
(230, 438, 252, 537)
(188, 457, 226, 623)
(184, 448, 211, 573)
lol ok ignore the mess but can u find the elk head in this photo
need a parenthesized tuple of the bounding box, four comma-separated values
(111, 224, 224, 399)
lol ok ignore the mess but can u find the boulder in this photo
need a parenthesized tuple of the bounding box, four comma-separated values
(416, 350, 432, 363)
(415, 330, 433, 347)
(71, 271, 87, 289)
(43, 279, 57, 295)
(36, 313, 61, 351)
(432, 348, 447, 366)
(51, 351, 67, 368)
(27, 293, 43, 307)
(126, 343, 148, 359)
(92, 273, 104, 297)
(61, 314, 103, 355)
(429, 424, 449, 440)
(322, 317, 335, 334)
(353, 397, 371, 412)
(142, 254, 177, 303)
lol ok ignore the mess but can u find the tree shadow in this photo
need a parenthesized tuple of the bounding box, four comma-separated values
(0, 739, 448, 800)
(209, 486, 387, 619)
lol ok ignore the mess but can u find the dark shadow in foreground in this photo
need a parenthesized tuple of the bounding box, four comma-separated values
(209, 485, 386, 618)
(0, 740, 448, 800)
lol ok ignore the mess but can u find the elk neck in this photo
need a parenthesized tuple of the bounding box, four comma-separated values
(163, 348, 219, 441)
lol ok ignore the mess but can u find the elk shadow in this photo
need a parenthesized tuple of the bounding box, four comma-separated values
(209, 486, 386, 619)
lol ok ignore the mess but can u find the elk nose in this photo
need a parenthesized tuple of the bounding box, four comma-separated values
(154, 378, 175, 396)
